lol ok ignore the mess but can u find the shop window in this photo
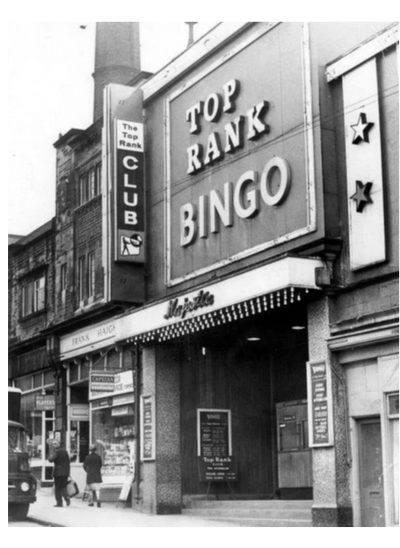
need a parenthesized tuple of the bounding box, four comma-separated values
(22, 274, 45, 317)
(69, 363, 79, 383)
(92, 405, 135, 479)
(81, 361, 90, 380)
(387, 392, 399, 525)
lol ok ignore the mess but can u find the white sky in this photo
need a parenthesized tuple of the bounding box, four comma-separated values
(7, 21, 218, 235)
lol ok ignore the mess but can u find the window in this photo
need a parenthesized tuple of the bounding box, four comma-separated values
(88, 252, 95, 299)
(78, 163, 101, 206)
(79, 174, 88, 206)
(22, 275, 45, 317)
(96, 163, 102, 195)
(88, 168, 96, 201)
(60, 263, 67, 292)
(78, 256, 85, 303)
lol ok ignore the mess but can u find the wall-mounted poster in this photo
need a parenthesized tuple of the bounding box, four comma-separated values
(197, 409, 237, 482)
(306, 360, 334, 447)
(140, 395, 155, 461)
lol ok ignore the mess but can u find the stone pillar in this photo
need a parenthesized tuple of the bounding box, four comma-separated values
(141, 344, 182, 514)
(308, 297, 353, 527)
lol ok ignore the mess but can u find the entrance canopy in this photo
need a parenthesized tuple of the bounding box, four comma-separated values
(120, 256, 325, 344)
(60, 256, 325, 359)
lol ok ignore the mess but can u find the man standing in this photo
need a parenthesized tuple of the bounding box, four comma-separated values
(48, 440, 71, 507)
(83, 444, 103, 507)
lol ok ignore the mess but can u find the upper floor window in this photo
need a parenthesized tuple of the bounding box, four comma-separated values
(78, 256, 85, 303)
(60, 263, 67, 292)
(22, 275, 45, 317)
(78, 163, 101, 207)
(88, 252, 95, 299)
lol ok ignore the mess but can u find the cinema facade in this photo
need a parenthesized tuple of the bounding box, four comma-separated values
(12, 23, 398, 527)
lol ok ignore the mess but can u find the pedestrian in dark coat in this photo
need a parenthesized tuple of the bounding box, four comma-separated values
(48, 441, 71, 507)
(83, 444, 103, 507)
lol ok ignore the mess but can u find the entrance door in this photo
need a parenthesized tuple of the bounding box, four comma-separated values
(359, 418, 385, 527)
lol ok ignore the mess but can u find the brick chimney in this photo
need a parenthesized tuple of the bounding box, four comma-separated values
(93, 22, 141, 122)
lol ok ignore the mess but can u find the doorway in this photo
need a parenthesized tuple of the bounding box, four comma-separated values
(358, 418, 385, 527)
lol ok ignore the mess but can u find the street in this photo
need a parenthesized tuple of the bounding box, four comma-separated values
(5, 488, 249, 531)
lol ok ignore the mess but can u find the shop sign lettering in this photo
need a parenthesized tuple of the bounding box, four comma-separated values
(164, 290, 215, 320)
(70, 323, 116, 349)
(115, 120, 145, 263)
(181, 78, 291, 247)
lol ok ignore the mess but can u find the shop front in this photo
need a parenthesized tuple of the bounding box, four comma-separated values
(13, 368, 56, 484)
(59, 319, 138, 499)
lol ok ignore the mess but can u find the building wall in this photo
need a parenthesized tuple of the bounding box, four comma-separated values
(54, 125, 104, 319)
(8, 224, 55, 344)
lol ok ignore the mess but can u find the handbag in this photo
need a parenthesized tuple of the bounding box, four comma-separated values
(66, 476, 80, 498)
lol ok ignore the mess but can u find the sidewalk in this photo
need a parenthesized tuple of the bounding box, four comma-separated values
(27, 486, 238, 527)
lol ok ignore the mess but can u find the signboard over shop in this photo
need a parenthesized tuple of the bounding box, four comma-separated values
(60, 320, 117, 360)
(164, 22, 317, 285)
(90, 370, 134, 401)
(35, 394, 55, 411)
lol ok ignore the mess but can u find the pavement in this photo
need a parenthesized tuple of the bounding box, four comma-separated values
(26, 486, 238, 527)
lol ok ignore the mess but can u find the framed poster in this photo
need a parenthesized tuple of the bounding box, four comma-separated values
(306, 360, 334, 447)
(197, 409, 232, 457)
(140, 395, 155, 461)
(197, 409, 236, 482)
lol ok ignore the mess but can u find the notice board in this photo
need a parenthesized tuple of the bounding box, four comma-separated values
(140, 395, 155, 460)
(197, 409, 236, 482)
(306, 360, 334, 447)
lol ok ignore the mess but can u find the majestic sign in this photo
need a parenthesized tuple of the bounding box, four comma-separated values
(115, 119, 145, 262)
(165, 23, 317, 285)
(164, 290, 215, 320)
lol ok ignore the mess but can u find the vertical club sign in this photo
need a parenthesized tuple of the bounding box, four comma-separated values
(115, 119, 145, 263)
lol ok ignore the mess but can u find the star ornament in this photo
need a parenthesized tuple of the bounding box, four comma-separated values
(351, 112, 374, 144)
(351, 180, 373, 212)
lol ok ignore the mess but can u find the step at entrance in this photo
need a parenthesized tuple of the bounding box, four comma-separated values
(182, 499, 313, 527)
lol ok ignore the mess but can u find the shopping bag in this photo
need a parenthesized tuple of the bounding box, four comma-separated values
(66, 477, 79, 498)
